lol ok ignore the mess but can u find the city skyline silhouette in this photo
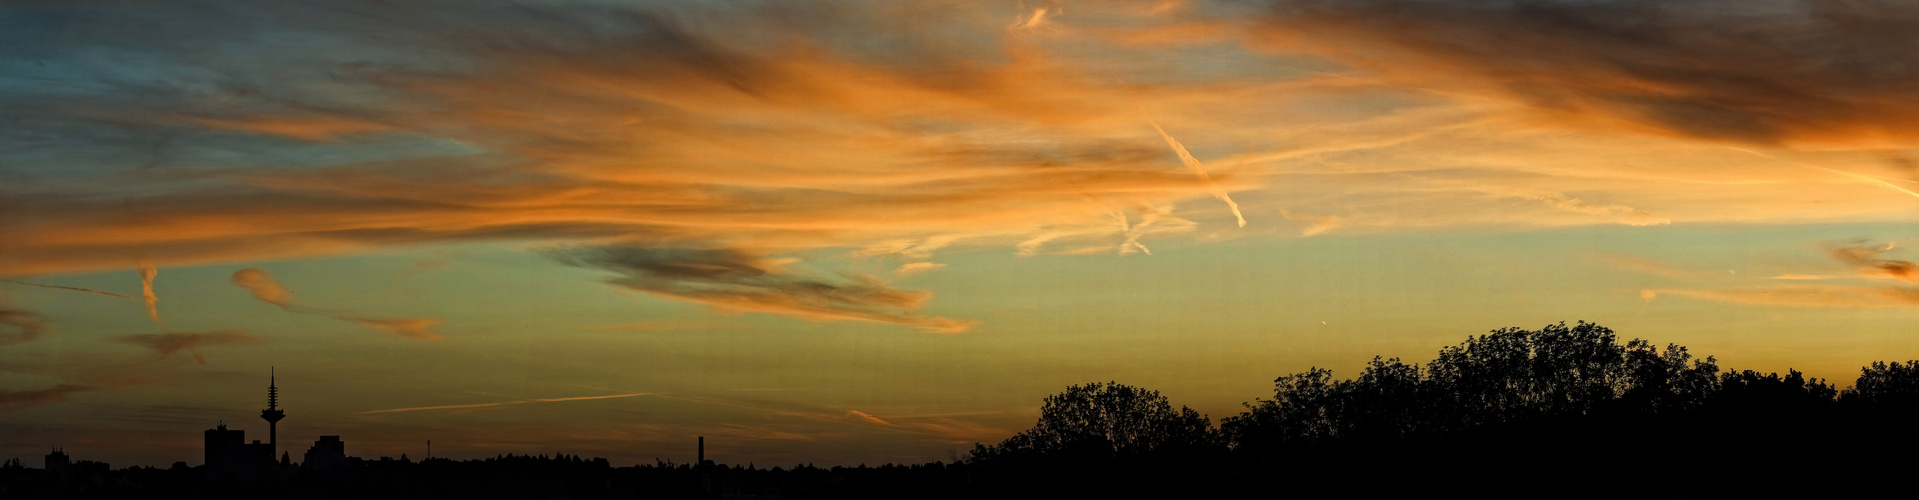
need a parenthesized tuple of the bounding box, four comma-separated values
(11, 323, 1919, 497)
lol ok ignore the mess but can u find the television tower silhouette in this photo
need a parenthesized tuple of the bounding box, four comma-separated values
(260, 367, 285, 458)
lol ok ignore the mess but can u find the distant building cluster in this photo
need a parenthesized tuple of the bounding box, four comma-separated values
(201, 370, 350, 479)
(41, 448, 110, 486)
(29, 369, 358, 483)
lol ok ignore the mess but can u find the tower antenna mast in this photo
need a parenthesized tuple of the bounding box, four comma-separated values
(260, 367, 286, 458)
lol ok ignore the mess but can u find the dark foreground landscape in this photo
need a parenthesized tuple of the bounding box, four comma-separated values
(9, 322, 1919, 499)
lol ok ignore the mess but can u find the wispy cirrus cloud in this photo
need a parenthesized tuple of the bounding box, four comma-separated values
(0, 385, 87, 412)
(112, 329, 259, 364)
(845, 410, 895, 426)
(584, 319, 730, 333)
(1587, 253, 1714, 282)
(1644, 239, 1919, 308)
(4, 0, 1919, 338)
(547, 245, 976, 333)
(1646, 285, 1919, 309)
(1828, 242, 1919, 283)
(230, 267, 296, 308)
(893, 262, 947, 278)
(1241, 0, 1919, 147)
(230, 268, 444, 340)
(0, 279, 134, 300)
(0, 308, 50, 347)
(138, 256, 161, 327)
(355, 392, 651, 415)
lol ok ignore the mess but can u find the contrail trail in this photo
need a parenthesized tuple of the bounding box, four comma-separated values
(1727, 147, 1919, 199)
(0, 279, 135, 300)
(1146, 115, 1247, 227)
(354, 392, 650, 414)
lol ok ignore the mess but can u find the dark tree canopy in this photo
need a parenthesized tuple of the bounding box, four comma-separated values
(1842, 360, 1919, 410)
(971, 382, 1215, 461)
(1220, 321, 1723, 450)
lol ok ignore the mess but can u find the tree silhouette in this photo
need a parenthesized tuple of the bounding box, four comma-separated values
(1841, 360, 1919, 411)
(1221, 321, 1722, 452)
(971, 382, 1215, 462)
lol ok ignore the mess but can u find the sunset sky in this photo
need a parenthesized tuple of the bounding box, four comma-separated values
(6, 0, 1919, 467)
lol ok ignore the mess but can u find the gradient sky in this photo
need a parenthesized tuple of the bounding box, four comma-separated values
(6, 0, 1919, 468)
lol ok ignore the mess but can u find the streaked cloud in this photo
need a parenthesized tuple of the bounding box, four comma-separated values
(1648, 285, 1919, 309)
(1148, 116, 1246, 227)
(111, 329, 259, 364)
(355, 392, 650, 415)
(1828, 242, 1919, 283)
(138, 256, 161, 327)
(584, 319, 729, 333)
(1642, 239, 1919, 309)
(845, 410, 895, 426)
(0, 1, 1913, 295)
(0, 308, 50, 347)
(547, 245, 976, 333)
(0, 385, 87, 412)
(340, 317, 443, 341)
(893, 262, 948, 278)
(1243, 0, 1919, 147)
(229, 268, 444, 340)
(0, 279, 135, 300)
(230, 268, 296, 308)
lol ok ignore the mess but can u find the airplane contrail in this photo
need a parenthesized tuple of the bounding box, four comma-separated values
(354, 392, 650, 414)
(1146, 114, 1248, 227)
(0, 279, 135, 300)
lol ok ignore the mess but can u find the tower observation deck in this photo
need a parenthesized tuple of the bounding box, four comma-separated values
(260, 368, 285, 457)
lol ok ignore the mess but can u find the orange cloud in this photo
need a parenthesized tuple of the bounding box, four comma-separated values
(341, 317, 444, 341)
(584, 319, 729, 332)
(0, 4, 1253, 284)
(6, 0, 1918, 340)
(1828, 243, 1919, 283)
(138, 256, 160, 327)
(230, 268, 445, 340)
(1647, 285, 1919, 309)
(1629, 241, 1919, 309)
(185, 114, 392, 142)
(1241, 0, 1919, 147)
(893, 262, 947, 278)
(846, 410, 895, 426)
(230, 267, 297, 307)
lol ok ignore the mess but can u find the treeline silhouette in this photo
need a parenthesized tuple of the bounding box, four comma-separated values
(9, 321, 1919, 498)
(966, 322, 1919, 496)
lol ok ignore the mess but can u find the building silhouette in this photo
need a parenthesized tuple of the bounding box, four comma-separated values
(41, 447, 109, 485)
(203, 371, 290, 478)
(303, 436, 348, 470)
(43, 448, 68, 481)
